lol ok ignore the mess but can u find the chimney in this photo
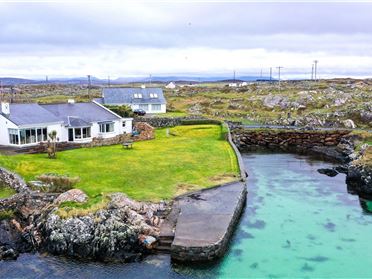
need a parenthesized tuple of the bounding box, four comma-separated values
(67, 99, 75, 104)
(1, 102, 10, 115)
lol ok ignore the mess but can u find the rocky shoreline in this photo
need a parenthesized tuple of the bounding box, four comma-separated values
(0, 168, 169, 262)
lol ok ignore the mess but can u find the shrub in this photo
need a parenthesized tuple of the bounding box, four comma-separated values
(36, 173, 80, 193)
(105, 105, 134, 117)
(180, 119, 222, 125)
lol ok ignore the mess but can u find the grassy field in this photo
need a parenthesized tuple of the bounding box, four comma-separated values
(0, 125, 239, 202)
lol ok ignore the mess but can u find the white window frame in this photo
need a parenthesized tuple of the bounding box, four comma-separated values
(151, 104, 161, 111)
(99, 122, 115, 133)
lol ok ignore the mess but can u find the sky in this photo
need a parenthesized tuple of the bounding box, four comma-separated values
(0, 1, 372, 79)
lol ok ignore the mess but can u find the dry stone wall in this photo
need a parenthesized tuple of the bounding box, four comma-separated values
(231, 127, 350, 150)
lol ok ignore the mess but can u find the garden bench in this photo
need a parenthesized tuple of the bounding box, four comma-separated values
(122, 140, 133, 149)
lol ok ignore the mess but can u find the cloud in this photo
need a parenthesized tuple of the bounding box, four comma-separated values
(0, 2, 371, 78)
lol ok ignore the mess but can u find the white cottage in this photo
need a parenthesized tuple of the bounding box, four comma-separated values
(0, 100, 132, 147)
(97, 87, 167, 114)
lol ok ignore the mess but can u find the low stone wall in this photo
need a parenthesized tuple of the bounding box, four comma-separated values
(0, 167, 31, 211)
(231, 127, 350, 150)
(134, 117, 185, 128)
(133, 116, 216, 128)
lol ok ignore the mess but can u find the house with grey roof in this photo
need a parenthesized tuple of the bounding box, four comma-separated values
(97, 87, 166, 114)
(0, 100, 132, 147)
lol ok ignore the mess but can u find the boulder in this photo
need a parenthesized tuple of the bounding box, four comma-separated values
(54, 189, 88, 205)
(342, 119, 356, 129)
(317, 168, 338, 177)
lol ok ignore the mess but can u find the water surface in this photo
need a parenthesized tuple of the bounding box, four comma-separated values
(1, 152, 371, 278)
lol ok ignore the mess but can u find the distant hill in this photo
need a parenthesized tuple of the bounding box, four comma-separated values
(0, 75, 279, 85)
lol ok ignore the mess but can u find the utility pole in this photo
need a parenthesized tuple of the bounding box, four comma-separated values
(277, 66, 283, 91)
(270, 67, 272, 81)
(313, 60, 318, 81)
(107, 76, 111, 87)
(87, 75, 91, 98)
(149, 74, 152, 86)
(233, 70, 236, 82)
(260, 69, 263, 79)
(45, 75, 49, 84)
(311, 64, 314, 80)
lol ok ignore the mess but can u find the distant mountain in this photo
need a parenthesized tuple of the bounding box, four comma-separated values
(0, 77, 37, 85)
(0, 75, 275, 85)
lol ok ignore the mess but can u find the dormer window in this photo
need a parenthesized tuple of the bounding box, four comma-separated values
(133, 93, 142, 98)
(150, 93, 158, 98)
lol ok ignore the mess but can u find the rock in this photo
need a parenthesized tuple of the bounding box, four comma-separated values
(0, 247, 19, 260)
(317, 168, 338, 177)
(342, 119, 356, 129)
(54, 189, 88, 205)
(334, 98, 348, 107)
(263, 95, 287, 109)
(41, 192, 166, 262)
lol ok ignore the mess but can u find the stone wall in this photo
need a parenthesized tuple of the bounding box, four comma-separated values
(133, 116, 217, 128)
(134, 117, 184, 128)
(0, 167, 31, 211)
(231, 127, 350, 150)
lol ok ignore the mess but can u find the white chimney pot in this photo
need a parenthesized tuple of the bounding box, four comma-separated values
(1, 102, 10, 115)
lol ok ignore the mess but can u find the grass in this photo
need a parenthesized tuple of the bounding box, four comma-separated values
(0, 125, 239, 202)
(0, 186, 16, 199)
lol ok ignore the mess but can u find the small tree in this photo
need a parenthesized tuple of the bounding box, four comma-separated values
(47, 130, 57, 159)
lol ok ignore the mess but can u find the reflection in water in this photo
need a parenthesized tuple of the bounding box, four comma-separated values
(1, 152, 372, 279)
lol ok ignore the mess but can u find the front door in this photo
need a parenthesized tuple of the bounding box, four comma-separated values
(68, 128, 74, 142)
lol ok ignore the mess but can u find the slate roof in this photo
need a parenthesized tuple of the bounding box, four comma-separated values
(42, 102, 120, 127)
(102, 87, 166, 105)
(3, 102, 120, 127)
(5, 103, 62, 126)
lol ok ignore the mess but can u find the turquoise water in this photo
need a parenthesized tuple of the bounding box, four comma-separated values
(1, 152, 372, 278)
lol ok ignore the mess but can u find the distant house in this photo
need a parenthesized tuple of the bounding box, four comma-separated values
(0, 100, 132, 147)
(239, 82, 248, 87)
(98, 87, 166, 114)
(165, 82, 176, 89)
(228, 83, 238, 87)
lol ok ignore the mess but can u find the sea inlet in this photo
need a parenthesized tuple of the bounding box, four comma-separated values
(1, 152, 372, 278)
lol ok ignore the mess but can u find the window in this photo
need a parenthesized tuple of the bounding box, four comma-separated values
(74, 128, 82, 139)
(18, 127, 47, 145)
(139, 104, 149, 111)
(133, 93, 142, 98)
(8, 129, 19, 145)
(99, 122, 114, 133)
(82, 127, 91, 138)
(72, 127, 91, 140)
(150, 93, 158, 98)
(151, 104, 161, 111)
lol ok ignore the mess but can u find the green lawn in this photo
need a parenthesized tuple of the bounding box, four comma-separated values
(0, 125, 239, 201)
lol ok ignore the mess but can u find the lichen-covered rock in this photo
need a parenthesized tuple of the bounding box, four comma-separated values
(54, 189, 88, 205)
(41, 193, 167, 262)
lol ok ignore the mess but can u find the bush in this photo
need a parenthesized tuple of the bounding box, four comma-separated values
(180, 119, 222, 125)
(105, 105, 134, 117)
(36, 173, 80, 193)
